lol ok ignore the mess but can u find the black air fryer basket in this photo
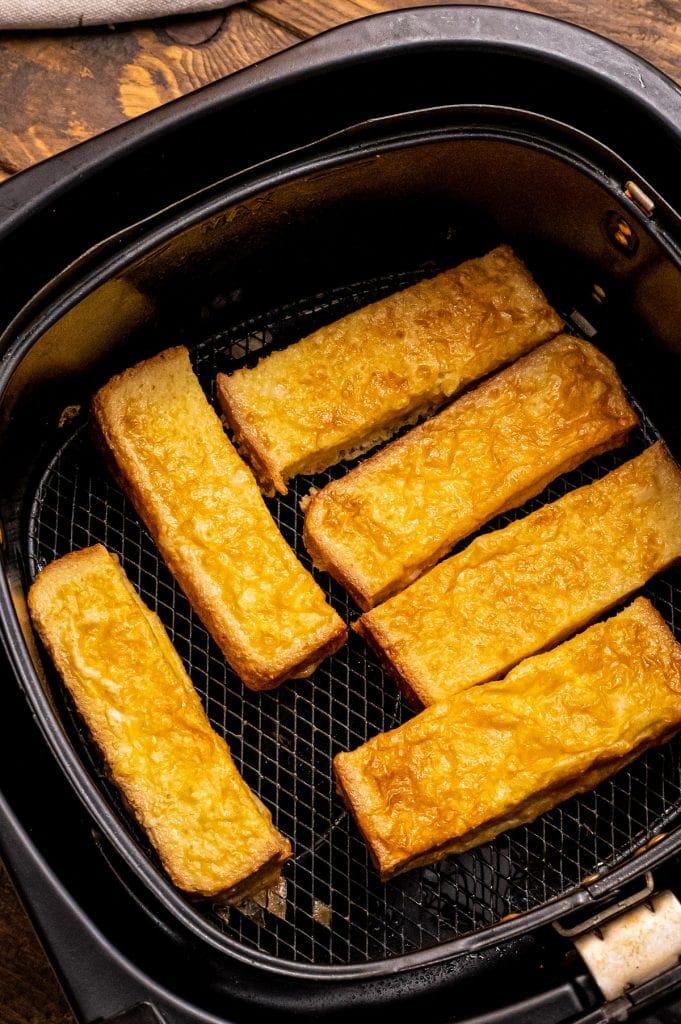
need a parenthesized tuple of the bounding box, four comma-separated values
(1, 7, 681, 1023)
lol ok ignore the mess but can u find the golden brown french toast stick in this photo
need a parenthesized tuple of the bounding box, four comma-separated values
(217, 245, 563, 494)
(356, 442, 681, 707)
(29, 545, 292, 901)
(305, 335, 637, 609)
(92, 346, 346, 690)
(336, 598, 681, 881)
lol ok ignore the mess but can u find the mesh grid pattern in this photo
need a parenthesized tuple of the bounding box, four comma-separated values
(26, 272, 681, 966)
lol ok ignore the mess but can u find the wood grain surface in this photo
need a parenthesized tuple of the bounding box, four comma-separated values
(0, 863, 74, 1023)
(0, 2, 680, 1022)
(0, 5, 297, 182)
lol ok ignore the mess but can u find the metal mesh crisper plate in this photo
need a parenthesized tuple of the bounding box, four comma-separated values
(26, 269, 681, 967)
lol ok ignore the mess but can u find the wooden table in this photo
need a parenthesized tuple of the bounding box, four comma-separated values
(0, 2, 679, 1021)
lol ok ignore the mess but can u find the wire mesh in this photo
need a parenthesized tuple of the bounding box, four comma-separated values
(26, 270, 681, 966)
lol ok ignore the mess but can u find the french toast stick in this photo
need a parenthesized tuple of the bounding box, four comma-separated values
(336, 598, 681, 881)
(217, 245, 563, 495)
(355, 442, 681, 707)
(28, 545, 292, 901)
(92, 346, 346, 691)
(305, 335, 637, 609)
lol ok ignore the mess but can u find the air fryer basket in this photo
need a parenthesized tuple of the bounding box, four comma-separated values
(21, 254, 681, 970)
(1, 8, 681, 1023)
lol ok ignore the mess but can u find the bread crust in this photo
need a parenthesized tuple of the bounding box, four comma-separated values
(28, 544, 292, 901)
(217, 245, 563, 494)
(336, 598, 681, 881)
(92, 346, 346, 691)
(355, 443, 681, 707)
(304, 335, 638, 609)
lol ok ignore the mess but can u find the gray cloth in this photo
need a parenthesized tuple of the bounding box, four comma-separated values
(0, 0, 239, 29)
